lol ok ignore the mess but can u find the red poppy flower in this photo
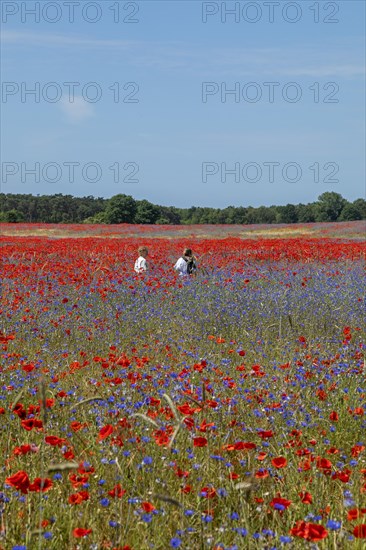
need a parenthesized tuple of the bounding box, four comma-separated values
(13, 444, 32, 456)
(200, 486, 216, 498)
(255, 469, 269, 479)
(353, 524, 366, 538)
(29, 478, 53, 492)
(5, 470, 30, 493)
(351, 444, 365, 457)
(198, 419, 215, 432)
(271, 456, 287, 469)
(141, 502, 155, 513)
(193, 437, 208, 447)
(21, 418, 43, 431)
(290, 520, 328, 541)
(63, 448, 75, 460)
(45, 435, 66, 447)
(73, 528, 92, 537)
(69, 473, 89, 488)
(348, 509, 360, 521)
(224, 442, 256, 451)
(22, 363, 35, 372)
(70, 421, 86, 432)
(177, 403, 201, 415)
(108, 484, 126, 498)
(13, 403, 26, 418)
(269, 496, 292, 510)
(299, 491, 313, 504)
(69, 491, 90, 504)
(332, 469, 351, 483)
(258, 430, 274, 439)
(316, 457, 332, 473)
(98, 424, 114, 441)
(348, 508, 366, 521)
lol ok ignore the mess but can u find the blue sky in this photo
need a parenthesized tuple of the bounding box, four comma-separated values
(1, 0, 365, 208)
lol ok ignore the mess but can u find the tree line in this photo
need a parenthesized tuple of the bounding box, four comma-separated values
(0, 192, 365, 224)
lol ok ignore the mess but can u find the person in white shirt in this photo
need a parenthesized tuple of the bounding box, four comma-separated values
(174, 248, 197, 276)
(134, 246, 148, 273)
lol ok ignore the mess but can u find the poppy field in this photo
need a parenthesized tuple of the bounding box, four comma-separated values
(1, 222, 365, 550)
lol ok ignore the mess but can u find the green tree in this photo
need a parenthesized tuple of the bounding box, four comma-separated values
(297, 203, 316, 223)
(104, 194, 137, 224)
(351, 198, 366, 219)
(2, 209, 24, 222)
(315, 192, 347, 222)
(276, 204, 298, 224)
(135, 200, 160, 224)
(83, 211, 108, 224)
(157, 206, 181, 225)
(255, 206, 276, 224)
(339, 202, 363, 221)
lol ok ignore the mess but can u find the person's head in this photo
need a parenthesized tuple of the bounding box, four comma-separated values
(183, 248, 192, 258)
(138, 246, 148, 258)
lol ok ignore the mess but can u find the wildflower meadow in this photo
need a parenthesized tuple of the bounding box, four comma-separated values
(1, 221, 365, 550)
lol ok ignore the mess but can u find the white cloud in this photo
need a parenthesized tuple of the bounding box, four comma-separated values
(59, 96, 94, 123)
(2, 30, 364, 79)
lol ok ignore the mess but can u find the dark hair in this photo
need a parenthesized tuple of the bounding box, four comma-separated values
(183, 248, 192, 257)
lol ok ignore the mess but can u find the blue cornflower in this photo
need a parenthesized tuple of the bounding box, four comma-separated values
(109, 521, 118, 528)
(100, 498, 110, 507)
(141, 513, 153, 523)
(170, 538, 181, 548)
(230, 512, 239, 520)
(279, 536, 292, 544)
(326, 519, 342, 530)
(43, 532, 53, 540)
(184, 509, 194, 516)
(202, 514, 213, 523)
(143, 456, 153, 465)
